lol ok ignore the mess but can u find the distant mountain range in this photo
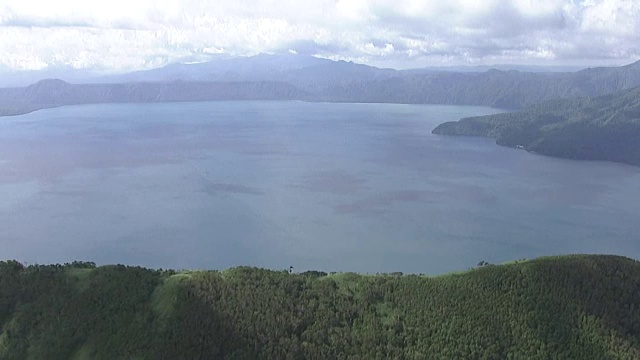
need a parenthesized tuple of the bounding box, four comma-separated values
(81, 54, 640, 109)
(0, 79, 304, 116)
(0, 55, 587, 88)
(433, 85, 640, 166)
(1, 54, 640, 117)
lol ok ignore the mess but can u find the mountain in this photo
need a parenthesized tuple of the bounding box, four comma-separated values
(0, 66, 99, 88)
(432, 85, 640, 166)
(0, 255, 639, 358)
(90, 56, 640, 109)
(93, 56, 640, 109)
(320, 60, 640, 108)
(0, 56, 589, 88)
(0, 79, 305, 116)
(2, 57, 640, 117)
(96, 54, 399, 93)
(94, 54, 335, 83)
(403, 64, 586, 73)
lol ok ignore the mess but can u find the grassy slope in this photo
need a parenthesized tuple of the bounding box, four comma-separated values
(0, 255, 639, 359)
(432, 86, 640, 166)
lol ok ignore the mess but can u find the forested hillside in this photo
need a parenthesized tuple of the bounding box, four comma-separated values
(433, 86, 640, 166)
(1, 255, 639, 359)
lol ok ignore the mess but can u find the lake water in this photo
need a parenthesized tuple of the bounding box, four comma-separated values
(1, 101, 639, 274)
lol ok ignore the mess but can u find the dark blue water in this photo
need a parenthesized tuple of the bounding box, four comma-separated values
(1, 101, 639, 274)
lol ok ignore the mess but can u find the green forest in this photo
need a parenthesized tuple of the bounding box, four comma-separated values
(432, 86, 640, 166)
(0, 255, 639, 359)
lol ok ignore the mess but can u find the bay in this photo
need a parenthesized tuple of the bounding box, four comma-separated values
(0, 101, 639, 274)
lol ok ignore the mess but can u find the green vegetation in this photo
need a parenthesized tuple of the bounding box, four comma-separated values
(433, 86, 640, 166)
(0, 255, 639, 359)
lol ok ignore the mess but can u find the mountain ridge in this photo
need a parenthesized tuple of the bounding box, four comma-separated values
(432, 85, 640, 166)
(2, 57, 640, 117)
(0, 79, 306, 116)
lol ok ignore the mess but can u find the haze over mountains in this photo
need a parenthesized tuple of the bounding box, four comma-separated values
(0, 54, 587, 88)
(2, 54, 640, 118)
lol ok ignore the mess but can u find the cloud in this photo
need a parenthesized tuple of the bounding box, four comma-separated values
(276, 40, 350, 56)
(0, 0, 638, 72)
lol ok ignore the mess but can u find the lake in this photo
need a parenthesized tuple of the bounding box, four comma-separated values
(1, 101, 639, 274)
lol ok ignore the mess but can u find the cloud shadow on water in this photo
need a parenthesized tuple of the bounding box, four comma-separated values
(201, 182, 265, 196)
(333, 190, 428, 215)
(298, 169, 368, 195)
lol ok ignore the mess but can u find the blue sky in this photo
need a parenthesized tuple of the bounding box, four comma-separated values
(0, 0, 638, 73)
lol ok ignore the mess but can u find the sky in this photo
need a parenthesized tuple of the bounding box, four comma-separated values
(0, 0, 638, 73)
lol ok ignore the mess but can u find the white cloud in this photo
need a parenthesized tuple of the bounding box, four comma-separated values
(0, 0, 638, 72)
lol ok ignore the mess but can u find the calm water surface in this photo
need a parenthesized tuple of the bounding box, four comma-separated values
(1, 101, 639, 274)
